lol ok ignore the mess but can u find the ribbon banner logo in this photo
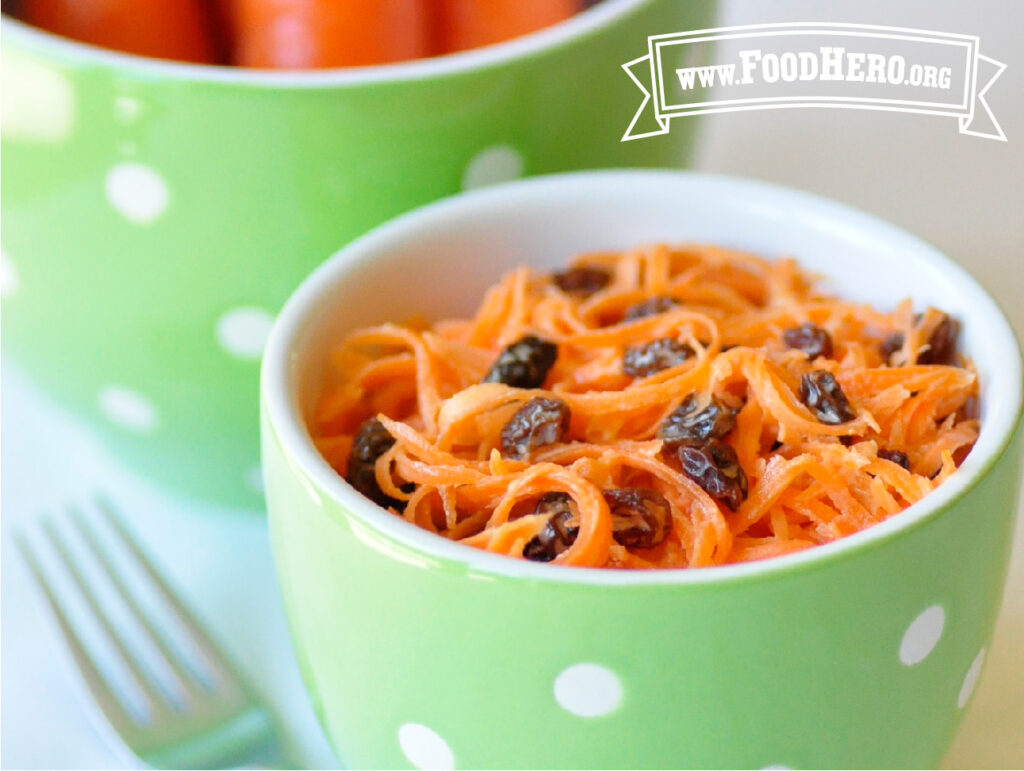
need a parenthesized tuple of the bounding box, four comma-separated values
(622, 23, 1006, 142)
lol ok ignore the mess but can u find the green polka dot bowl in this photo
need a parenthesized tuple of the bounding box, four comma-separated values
(0, 0, 715, 508)
(260, 171, 1024, 769)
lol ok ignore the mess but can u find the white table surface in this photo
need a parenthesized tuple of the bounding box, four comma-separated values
(2, 0, 1022, 768)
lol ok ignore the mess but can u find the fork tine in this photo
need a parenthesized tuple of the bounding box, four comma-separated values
(40, 516, 174, 718)
(69, 505, 209, 702)
(15, 529, 138, 732)
(95, 496, 244, 693)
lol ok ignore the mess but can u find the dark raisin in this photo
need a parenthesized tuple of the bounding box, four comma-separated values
(623, 337, 695, 377)
(878, 449, 910, 470)
(678, 439, 748, 511)
(552, 266, 611, 298)
(623, 296, 678, 322)
(603, 488, 672, 549)
(483, 335, 557, 389)
(918, 314, 959, 366)
(659, 393, 737, 450)
(799, 370, 856, 425)
(879, 332, 905, 364)
(346, 418, 406, 510)
(522, 493, 579, 562)
(500, 397, 571, 459)
(783, 322, 833, 359)
(533, 491, 577, 519)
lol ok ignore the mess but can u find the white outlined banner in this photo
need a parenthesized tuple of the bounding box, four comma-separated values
(622, 23, 1006, 141)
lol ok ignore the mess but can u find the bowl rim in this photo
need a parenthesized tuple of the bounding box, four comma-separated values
(261, 169, 1024, 586)
(1, 0, 652, 86)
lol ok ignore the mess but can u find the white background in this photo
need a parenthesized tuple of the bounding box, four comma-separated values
(2, 0, 1022, 768)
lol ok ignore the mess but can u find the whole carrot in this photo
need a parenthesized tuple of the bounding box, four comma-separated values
(434, 0, 580, 54)
(232, 0, 429, 69)
(20, 0, 217, 63)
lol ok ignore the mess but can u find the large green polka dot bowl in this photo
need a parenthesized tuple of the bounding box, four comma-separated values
(0, 0, 714, 508)
(260, 171, 1023, 769)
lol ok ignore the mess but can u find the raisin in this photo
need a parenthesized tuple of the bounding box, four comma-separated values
(552, 266, 610, 298)
(522, 493, 579, 562)
(678, 439, 748, 511)
(346, 418, 406, 510)
(659, 393, 737, 449)
(799, 370, 856, 425)
(623, 296, 678, 322)
(878, 449, 910, 469)
(623, 337, 695, 377)
(879, 332, 905, 364)
(918, 314, 959, 365)
(483, 335, 557, 389)
(783, 322, 833, 359)
(533, 491, 577, 519)
(500, 397, 571, 459)
(604, 488, 672, 549)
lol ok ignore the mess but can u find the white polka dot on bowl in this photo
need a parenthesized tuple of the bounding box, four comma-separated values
(105, 162, 169, 224)
(957, 647, 986, 709)
(554, 662, 622, 718)
(461, 145, 524, 191)
(899, 605, 945, 666)
(1, 249, 18, 297)
(98, 385, 158, 432)
(245, 466, 264, 494)
(216, 306, 275, 360)
(1, 52, 74, 143)
(114, 96, 143, 124)
(398, 722, 454, 770)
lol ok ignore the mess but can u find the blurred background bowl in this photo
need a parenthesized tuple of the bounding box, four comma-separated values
(260, 170, 1023, 768)
(0, 0, 714, 507)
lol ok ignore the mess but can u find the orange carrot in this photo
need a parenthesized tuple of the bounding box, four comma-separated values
(231, 0, 429, 68)
(21, 0, 217, 63)
(433, 0, 580, 54)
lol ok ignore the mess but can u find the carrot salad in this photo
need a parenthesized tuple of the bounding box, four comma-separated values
(312, 245, 979, 569)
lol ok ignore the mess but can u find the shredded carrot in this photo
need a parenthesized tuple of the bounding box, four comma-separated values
(312, 245, 979, 569)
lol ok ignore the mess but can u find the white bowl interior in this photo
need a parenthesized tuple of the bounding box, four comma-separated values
(264, 170, 1022, 584)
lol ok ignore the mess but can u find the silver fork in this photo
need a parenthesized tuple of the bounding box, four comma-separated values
(16, 496, 280, 769)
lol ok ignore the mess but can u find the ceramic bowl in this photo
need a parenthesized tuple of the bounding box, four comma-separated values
(0, 0, 714, 507)
(261, 170, 1023, 769)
